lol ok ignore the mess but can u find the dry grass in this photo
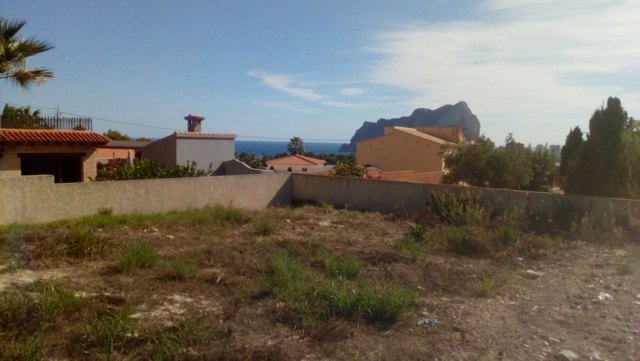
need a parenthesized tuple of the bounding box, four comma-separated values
(0, 202, 638, 360)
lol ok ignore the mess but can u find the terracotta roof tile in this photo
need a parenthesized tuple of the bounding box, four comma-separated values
(266, 155, 326, 166)
(174, 131, 236, 139)
(0, 128, 110, 145)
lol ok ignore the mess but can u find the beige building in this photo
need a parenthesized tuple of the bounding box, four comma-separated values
(0, 128, 110, 182)
(356, 127, 464, 173)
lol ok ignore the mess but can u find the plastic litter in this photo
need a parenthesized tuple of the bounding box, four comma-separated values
(596, 292, 613, 301)
(417, 318, 439, 326)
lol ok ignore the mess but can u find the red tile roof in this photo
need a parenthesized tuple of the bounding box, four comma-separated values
(0, 128, 110, 145)
(266, 155, 326, 166)
(174, 131, 236, 140)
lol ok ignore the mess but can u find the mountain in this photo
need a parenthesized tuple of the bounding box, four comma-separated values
(339, 101, 481, 153)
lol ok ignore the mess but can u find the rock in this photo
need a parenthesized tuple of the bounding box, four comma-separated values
(556, 350, 580, 361)
(525, 269, 544, 278)
(339, 101, 481, 152)
(588, 351, 605, 361)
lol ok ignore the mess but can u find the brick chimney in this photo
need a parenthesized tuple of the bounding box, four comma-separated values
(184, 113, 205, 132)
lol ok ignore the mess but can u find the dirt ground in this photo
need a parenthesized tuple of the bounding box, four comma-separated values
(0, 205, 638, 360)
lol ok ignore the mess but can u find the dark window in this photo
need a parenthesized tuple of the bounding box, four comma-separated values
(19, 153, 84, 183)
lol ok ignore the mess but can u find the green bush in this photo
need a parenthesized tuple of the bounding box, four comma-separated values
(119, 243, 158, 273)
(445, 226, 486, 256)
(427, 192, 488, 226)
(97, 159, 209, 181)
(331, 162, 366, 178)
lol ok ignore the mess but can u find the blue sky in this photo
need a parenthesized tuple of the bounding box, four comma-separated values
(2, 0, 639, 145)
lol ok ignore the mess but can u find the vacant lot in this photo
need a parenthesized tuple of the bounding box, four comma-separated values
(0, 201, 638, 360)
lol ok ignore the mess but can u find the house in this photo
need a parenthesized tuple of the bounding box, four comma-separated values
(96, 140, 149, 166)
(138, 114, 236, 174)
(356, 126, 465, 180)
(0, 128, 110, 182)
(266, 154, 327, 172)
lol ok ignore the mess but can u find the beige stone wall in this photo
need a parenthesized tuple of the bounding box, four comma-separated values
(0, 174, 291, 225)
(291, 174, 640, 224)
(356, 129, 445, 172)
(0, 144, 99, 182)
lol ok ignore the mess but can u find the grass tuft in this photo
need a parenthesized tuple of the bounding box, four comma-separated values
(395, 223, 435, 257)
(119, 242, 158, 273)
(445, 226, 486, 256)
(252, 215, 279, 236)
(162, 257, 198, 281)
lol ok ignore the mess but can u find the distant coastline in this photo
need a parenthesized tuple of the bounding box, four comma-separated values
(235, 140, 351, 156)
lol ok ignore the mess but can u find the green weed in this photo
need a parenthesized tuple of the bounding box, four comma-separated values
(81, 308, 132, 355)
(162, 257, 198, 281)
(0, 283, 85, 339)
(395, 223, 434, 257)
(495, 224, 520, 246)
(445, 226, 486, 256)
(252, 215, 279, 236)
(119, 242, 158, 273)
(0, 336, 40, 361)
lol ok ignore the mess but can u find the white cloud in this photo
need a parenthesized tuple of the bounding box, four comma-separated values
(366, 0, 640, 143)
(248, 69, 376, 110)
(339, 87, 366, 96)
(256, 101, 315, 113)
(248, 69, 327, 101)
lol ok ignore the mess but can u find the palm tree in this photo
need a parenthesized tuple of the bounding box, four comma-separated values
(0, 17, 54, 88)
(0, 104, 47, 128)
(287, 136, 305, 155)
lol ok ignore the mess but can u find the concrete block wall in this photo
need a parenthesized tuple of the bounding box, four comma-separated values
(2, 173, 639, 226)
(290, 174, 640, 222)
(0, 174, 291, 225)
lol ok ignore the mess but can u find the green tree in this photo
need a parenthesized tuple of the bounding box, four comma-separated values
(103, 129, 131, 141)
(0, 17, 54, 88)
(558, 127, 583, 189)
(565, 97, 630, 197)
(443, 136, 496, 187)
(287, 136, 304, 155)
(0, 104, 49, 128)
(236, 152, 263, 168)
(443, 134, 557, 191)
(528, 148, 558, 192)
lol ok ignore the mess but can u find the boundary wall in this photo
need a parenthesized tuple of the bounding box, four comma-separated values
(2, 173, 640, 225)
(291, 174, 640, 222)
(0, 174, 291, 225)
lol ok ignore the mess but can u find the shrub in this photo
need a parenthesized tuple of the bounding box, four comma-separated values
(119, 243, 158, 272)
(331, 162, 366, 178)
(445, 226, 486, 256)
(427, 191, 488, 226)
(96, 159, 209, 181)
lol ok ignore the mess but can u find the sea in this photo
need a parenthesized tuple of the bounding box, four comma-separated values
(235, 140, 350, 156)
